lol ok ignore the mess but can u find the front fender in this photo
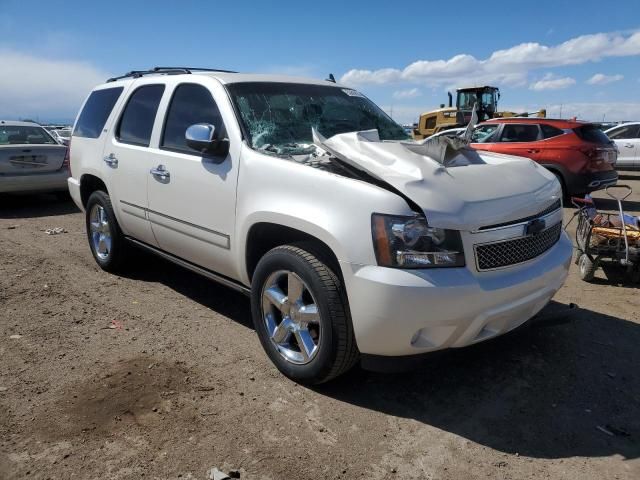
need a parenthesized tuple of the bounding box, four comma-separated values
(233, 146, 413, 284)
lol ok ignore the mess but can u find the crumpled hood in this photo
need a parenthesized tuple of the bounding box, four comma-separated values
(314, 129, 560, 231)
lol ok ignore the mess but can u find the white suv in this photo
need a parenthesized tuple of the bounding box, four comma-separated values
(68, 67, 572, 384)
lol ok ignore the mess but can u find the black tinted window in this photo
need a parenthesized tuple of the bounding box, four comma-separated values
(541, 124, 564, 139)
(117, 85, 165, 146)
(74, 87, 123, 138)
(162, 84, 223, 153)
(574, 125, 612, 144)
(499, 124, 540, 142)
(425, 116, 436, 130)
(607, 125, 640, 140)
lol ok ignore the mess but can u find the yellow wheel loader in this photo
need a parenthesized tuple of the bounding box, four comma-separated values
(412, 86, 546, 140)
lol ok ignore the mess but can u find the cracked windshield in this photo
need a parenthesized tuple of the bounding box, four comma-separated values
(227, 82, 408, 157)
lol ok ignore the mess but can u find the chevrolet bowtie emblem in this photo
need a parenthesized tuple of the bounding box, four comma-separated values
(525, 218, 546, 236)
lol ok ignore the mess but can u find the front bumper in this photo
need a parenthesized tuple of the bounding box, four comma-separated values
(341, 231, 572, 356)
(0, 170, 69, 194)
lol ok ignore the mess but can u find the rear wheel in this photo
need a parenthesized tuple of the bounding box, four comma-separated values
(250, 245, 358, 384)
(578, 253, 597, 282)
(85, 190, 127, 272)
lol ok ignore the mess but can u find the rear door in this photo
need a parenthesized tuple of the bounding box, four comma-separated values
(607, 124, 640, 168)
(101, 81, 166, 246)
(0, 125, 66, 174)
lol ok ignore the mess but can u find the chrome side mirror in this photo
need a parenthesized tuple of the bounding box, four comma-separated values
(185, 123, 229, 158)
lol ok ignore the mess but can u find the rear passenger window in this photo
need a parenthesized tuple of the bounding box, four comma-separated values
(117, 85, 165, 146)
(74, 87, 123, 138)
(161, 84, 224, 154)
(499, 124, 540, 142)
(541, 124, 564, 139)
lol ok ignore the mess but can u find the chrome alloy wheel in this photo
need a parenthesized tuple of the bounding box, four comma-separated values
(89, 204, 112, 261)
(261, 270, 322, 364)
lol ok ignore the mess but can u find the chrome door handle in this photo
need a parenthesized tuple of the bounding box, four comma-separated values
(624, 144, 634, 148)
(150, 165, 170, 179)
(103, 153, 118, 167)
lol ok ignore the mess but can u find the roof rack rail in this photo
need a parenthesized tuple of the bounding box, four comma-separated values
(153, 66, 238, 74)
(106, 66, 238, 83)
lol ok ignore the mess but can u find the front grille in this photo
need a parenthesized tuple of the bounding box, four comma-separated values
(475, 222, 562, 270)
(479, 199, 562, 230)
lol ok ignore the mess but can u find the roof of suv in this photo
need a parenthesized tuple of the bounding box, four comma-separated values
(481, 117, 588, 128)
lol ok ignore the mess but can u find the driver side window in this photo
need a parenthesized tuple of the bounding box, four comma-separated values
(471, 124, 498, 143)
(161, 83, 225, 154)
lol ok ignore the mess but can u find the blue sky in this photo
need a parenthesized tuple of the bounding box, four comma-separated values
(0, 0, 639, 124)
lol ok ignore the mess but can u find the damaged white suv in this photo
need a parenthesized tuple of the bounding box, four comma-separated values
(68, 67, 572, 384)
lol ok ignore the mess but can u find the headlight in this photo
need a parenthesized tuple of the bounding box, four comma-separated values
(371, 213, 465, 268)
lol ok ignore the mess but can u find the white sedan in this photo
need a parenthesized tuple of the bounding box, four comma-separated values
(425, 127, 466, 141)
(0, 120, 69, 194)
(605, 122, 640, 169)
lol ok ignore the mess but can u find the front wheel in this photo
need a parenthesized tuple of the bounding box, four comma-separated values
(250, 245, 358, 384)
(578, 253, 597, 282)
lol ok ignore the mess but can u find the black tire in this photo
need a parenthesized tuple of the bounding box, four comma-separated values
(574, 248, 584, 265)
(250, 245, 359, 384)
(85, 190, 127, 272)
(578, 253, 597, 282)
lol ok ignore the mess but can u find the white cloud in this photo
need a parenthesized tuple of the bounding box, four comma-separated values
(545, 102, 640, 122)
(0, 48, 110, 121)
(529, 73, 576, 91)
(586, 73, 624, 85)
(340, 30, 640, 88)
(392, 88, 422, 100)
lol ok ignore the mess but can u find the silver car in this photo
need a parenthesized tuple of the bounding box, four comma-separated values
(0, 120, 69, 194)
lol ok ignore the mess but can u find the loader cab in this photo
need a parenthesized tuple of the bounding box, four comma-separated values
(456, 86, 500, 123)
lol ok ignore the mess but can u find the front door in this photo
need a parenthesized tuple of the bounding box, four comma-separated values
(491, 123, 543, 160)
(102, 83, 166, 246)
(146, 81, 240, 278)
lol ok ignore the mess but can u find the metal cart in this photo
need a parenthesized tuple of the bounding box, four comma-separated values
(571, 185, 640, 282)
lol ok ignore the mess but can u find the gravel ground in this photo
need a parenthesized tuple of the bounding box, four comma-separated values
(1, 174, 639, 480)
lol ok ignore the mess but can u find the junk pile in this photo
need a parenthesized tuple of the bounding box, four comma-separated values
(579, 194, 640, 248)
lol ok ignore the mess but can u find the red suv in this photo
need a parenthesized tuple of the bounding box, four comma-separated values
(470, 118, 618, 198)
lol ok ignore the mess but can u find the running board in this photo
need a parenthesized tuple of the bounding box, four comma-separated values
(126, 237, 251, 296)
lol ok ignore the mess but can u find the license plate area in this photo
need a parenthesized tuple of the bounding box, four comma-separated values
(9, 155, 48, 168)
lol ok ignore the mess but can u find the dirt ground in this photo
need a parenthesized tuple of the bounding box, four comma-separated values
(1, 174, 639, 480)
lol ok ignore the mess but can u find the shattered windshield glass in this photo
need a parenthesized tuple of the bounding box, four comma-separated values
(227, 82, 408, 156)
